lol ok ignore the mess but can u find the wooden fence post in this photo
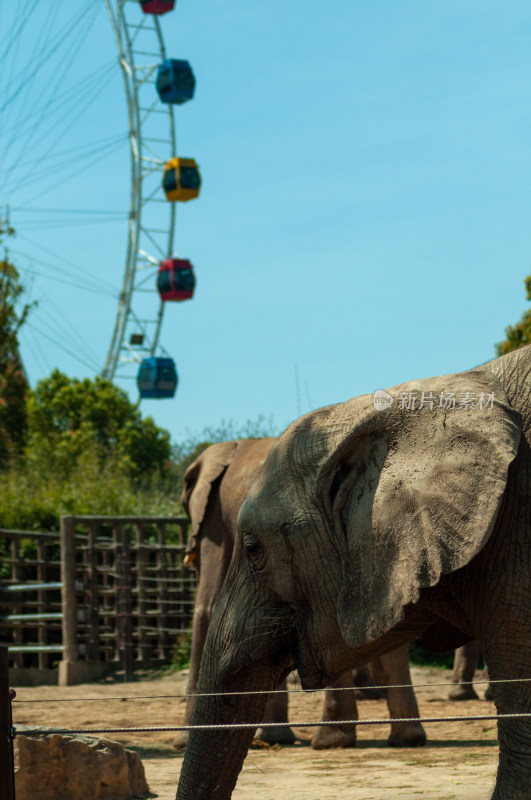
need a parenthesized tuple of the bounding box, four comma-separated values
(120, 526, 134, 682)
(59, 516, 78, 685)
(136, 523, 150, 666)
(0, 646, 16, 800)
(156, 523, 170, 659)
(86, 521, 100, 662)
(10, 540, 22, 670)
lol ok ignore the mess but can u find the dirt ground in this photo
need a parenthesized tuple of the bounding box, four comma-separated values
(12, 665, 499, 800)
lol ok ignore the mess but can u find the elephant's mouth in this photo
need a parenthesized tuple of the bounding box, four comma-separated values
(294, 608, 355, 689)
(294, 628, 335, 689)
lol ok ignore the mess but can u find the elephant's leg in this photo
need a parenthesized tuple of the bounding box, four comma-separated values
(375, 645, 426, 747)
(255, 678, 296, 744)
(448, 641, 480, 700)
(353, 664, 385, 700)
(483, 637, 531, 800)
(311, 670, 358, 750)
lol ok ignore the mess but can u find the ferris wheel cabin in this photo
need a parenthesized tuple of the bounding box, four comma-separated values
(162, 157, 201, 201)
(139, 0, 176, 15)
(157, 258, 196, 301)
(156, 60, 196, 104)
(137, 357, 178, 399)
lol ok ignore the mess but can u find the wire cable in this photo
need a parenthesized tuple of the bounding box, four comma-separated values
(6, 2, 104, 170)
(0, 2, 100, 115)
(12, 238, 119, 295)
(0, 0, 40, 73)
(11, 676, 531, 704)
(24, 321, 101, 373)
(13, 138, 126, 207)
(14, 711, 531, 738)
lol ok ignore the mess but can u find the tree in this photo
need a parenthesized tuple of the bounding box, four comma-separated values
(26, 369, 171, 480)
(0, 223, 33, 465)
(496, 276, 531, 355)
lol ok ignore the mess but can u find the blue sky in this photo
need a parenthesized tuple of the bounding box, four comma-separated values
(1, 1, 530, 444)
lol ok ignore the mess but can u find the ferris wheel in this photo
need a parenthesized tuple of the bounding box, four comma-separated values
(103, 0, 200, 398)
(0, 0, 200, 400)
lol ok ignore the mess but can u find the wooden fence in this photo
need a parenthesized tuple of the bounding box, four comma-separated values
(0, 515, 195, 685)
(0, 529, 62, 684)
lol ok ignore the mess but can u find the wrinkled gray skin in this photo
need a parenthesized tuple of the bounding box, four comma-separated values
(177, 347, 531, 800)
(175, 438, 425, 750)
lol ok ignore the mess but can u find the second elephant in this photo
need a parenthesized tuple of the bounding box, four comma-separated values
(177, 437, 426, 749)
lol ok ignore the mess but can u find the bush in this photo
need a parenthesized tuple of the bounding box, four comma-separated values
(167, 632, 193, 673)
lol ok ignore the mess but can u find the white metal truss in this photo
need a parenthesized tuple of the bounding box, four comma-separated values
(103, 0, 176, 382)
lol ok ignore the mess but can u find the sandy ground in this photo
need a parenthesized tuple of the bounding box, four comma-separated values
(12, 665, 499, 799)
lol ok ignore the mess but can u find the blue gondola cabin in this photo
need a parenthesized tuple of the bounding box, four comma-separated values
(157, 258, 196, 301)
(139, 0, 175, 15)
(162, 157, 201, 202)
(156, 60, 196, 105)
(137, 357, 178, 399)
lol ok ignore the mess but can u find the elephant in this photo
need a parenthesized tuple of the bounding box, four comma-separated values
(176, 346, 531, 800)
(449, 641, 493, 701)
(176, 437, 426, 750)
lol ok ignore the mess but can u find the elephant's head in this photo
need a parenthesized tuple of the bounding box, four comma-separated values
(181, 439, 277, 566)
(177, 353, 523, 800)
(181, 441, 238, 566)
(238, 360, 521, 685)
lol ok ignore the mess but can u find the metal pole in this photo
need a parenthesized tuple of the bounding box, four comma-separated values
(0, 646, 16, 800)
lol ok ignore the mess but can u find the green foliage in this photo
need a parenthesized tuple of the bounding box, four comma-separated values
(409, 640, 485, 670)
(166, 632, 193, 673)
(496, 276, 531, 355)
(0, 443, 181, 530)
(409, 640, 455, 669)
(0, 224, 33, 465)
(25, 369, 171, 480)
(0, 368, 176, 529)
(0, 399, 278, 529)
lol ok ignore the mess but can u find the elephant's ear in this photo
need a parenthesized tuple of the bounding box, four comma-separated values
(182, 441, 238, 556)
(330, 366, 521, 649)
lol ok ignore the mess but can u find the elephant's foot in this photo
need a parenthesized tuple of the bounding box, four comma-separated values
(255, 725, 296, 745)
(387, 723, 426, 748)
(448, 683, 479, 701)
(311, 725, 357, 750)
(173, 730, 190, 750)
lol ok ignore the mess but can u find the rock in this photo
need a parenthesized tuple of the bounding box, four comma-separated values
(14, 734, 150, 800)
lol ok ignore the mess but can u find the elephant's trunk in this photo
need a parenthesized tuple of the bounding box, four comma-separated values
(176, 681, 268, 800)
(176, 558, 295, 799)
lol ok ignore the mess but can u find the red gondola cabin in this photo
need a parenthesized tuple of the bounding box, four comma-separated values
(157, 258, 196, 301)
(139, 0, 175, 15)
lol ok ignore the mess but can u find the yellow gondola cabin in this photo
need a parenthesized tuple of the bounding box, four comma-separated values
(162, 157, 201, 202)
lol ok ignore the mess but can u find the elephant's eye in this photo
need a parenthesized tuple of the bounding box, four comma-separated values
(243, 534, 266, 572)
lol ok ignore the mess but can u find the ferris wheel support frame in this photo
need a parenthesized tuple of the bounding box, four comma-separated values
(102, 0, 176, 382)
